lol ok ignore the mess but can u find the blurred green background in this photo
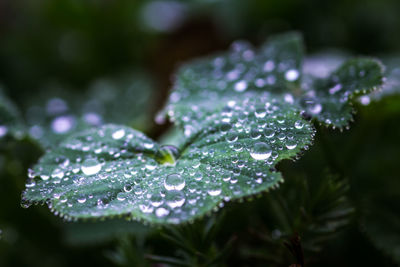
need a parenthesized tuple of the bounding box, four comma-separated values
(0, 0, 399, 266)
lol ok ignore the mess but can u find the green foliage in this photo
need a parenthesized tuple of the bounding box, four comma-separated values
(0, 87, 25, 141)
(21, 33, 383, 226)
(21, 72, 154, 148)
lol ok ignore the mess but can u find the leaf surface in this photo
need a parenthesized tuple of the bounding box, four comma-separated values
(23, 33, 384, 224)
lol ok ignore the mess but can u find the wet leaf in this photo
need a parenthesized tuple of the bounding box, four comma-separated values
(22, 32, 384, 224)
(360, 56, 400, 105)
(23, 118, 313, 224)
(304, 58, 384, 127)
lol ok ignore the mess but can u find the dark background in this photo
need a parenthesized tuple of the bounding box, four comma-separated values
(0, 0, 399, 266)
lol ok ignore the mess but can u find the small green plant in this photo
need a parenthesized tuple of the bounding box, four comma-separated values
(1, 32, 399, 266)
(20, 33, 383, 224)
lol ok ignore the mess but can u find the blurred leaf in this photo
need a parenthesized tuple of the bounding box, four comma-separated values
(360, 56, 400, 104)
(23, 71, 155, 148)
(64, 218, 150, 246)
(0, 87, 25, 141)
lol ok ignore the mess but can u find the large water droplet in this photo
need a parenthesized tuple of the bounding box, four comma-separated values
(250, 142, 272, 160)
(164, 173, 185, 191)
(112, 129, 125, 140)
(81, 159, 102, 176)
(294, 120, 304, 129)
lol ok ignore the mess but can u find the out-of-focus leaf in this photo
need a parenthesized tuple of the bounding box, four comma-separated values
(64, 218, 150, 246)
(23, 71, 154, 148)
(0, 87, 25, 140)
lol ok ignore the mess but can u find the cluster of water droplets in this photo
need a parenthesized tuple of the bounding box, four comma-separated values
(24, 94, 315, 222)
(164, 38, 303, 129)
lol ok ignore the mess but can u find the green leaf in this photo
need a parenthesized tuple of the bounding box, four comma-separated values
(23, 71, 154, 148)
(22, 32, 384, 225)
(63, 218, 150, 245)
(360, 56, 400, 104)
(0, 87, 25, 140)
(23, 117, 313, 224)
(304, 58, 384, 128)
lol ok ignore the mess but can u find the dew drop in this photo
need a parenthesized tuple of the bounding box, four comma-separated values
(285, 69, 299, 81)
(166, 190, 185, 208)
(234, 80, 248, 92)
(77, 196, 87, 204)
(155, 207, 169, 217)
(124, 184, 133, 192)
(150, 194, 164, 207)
(117, 192, 126, 201)
(164, 173, 185, 191)
(250, 128, 261, 139)
(208, 188, 222, 196)
(112, 129, 125, 140)
(51, 168, 64, 179)
(226, 130, 238, 143)
(294, 120, 304, 129)
(285, 141, 297, 150)
(250, 142, 272, 160)
(81, 159, 102, 176)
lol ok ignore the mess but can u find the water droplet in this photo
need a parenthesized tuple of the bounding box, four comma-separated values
(263, 60, 275, 72)
(208, 188, 222, 196)
(164, 173, 185, 191)
(294, 120, 304, 129)
(51, 116, 75, 134)
(77, 196, 87, 203)
(285, 141, 297, 150)
(117, 192, 126, 201)
(145, 160, 157, 170)
(250, 128, 261, 139)
(194, 171, 203, 181)
(155, 207, 169, 217)
(139, 204, 153, 213)
(301, 97, 322, 115)
(264, 128, 275, 138)
(255, 107, 267, 119)
(250, 142, 272, 160)
(226, 130, 238, 143)
(0, 125, 8, 137)
(234, 80, 248, 92)
(51, 168, 64, 179)
(26, 179, 36, 188)
(81, 159, 102, 176)
(192, 159, 201, 169)
(144, 142, 154, 149)
(219, 122, 232, 133)
(285, 69, 299, 81)
(112, 129, 125, 140)
(150, 194, 164, 207)
(329, 84, 342, 94)
(166, 190, 185, 208)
